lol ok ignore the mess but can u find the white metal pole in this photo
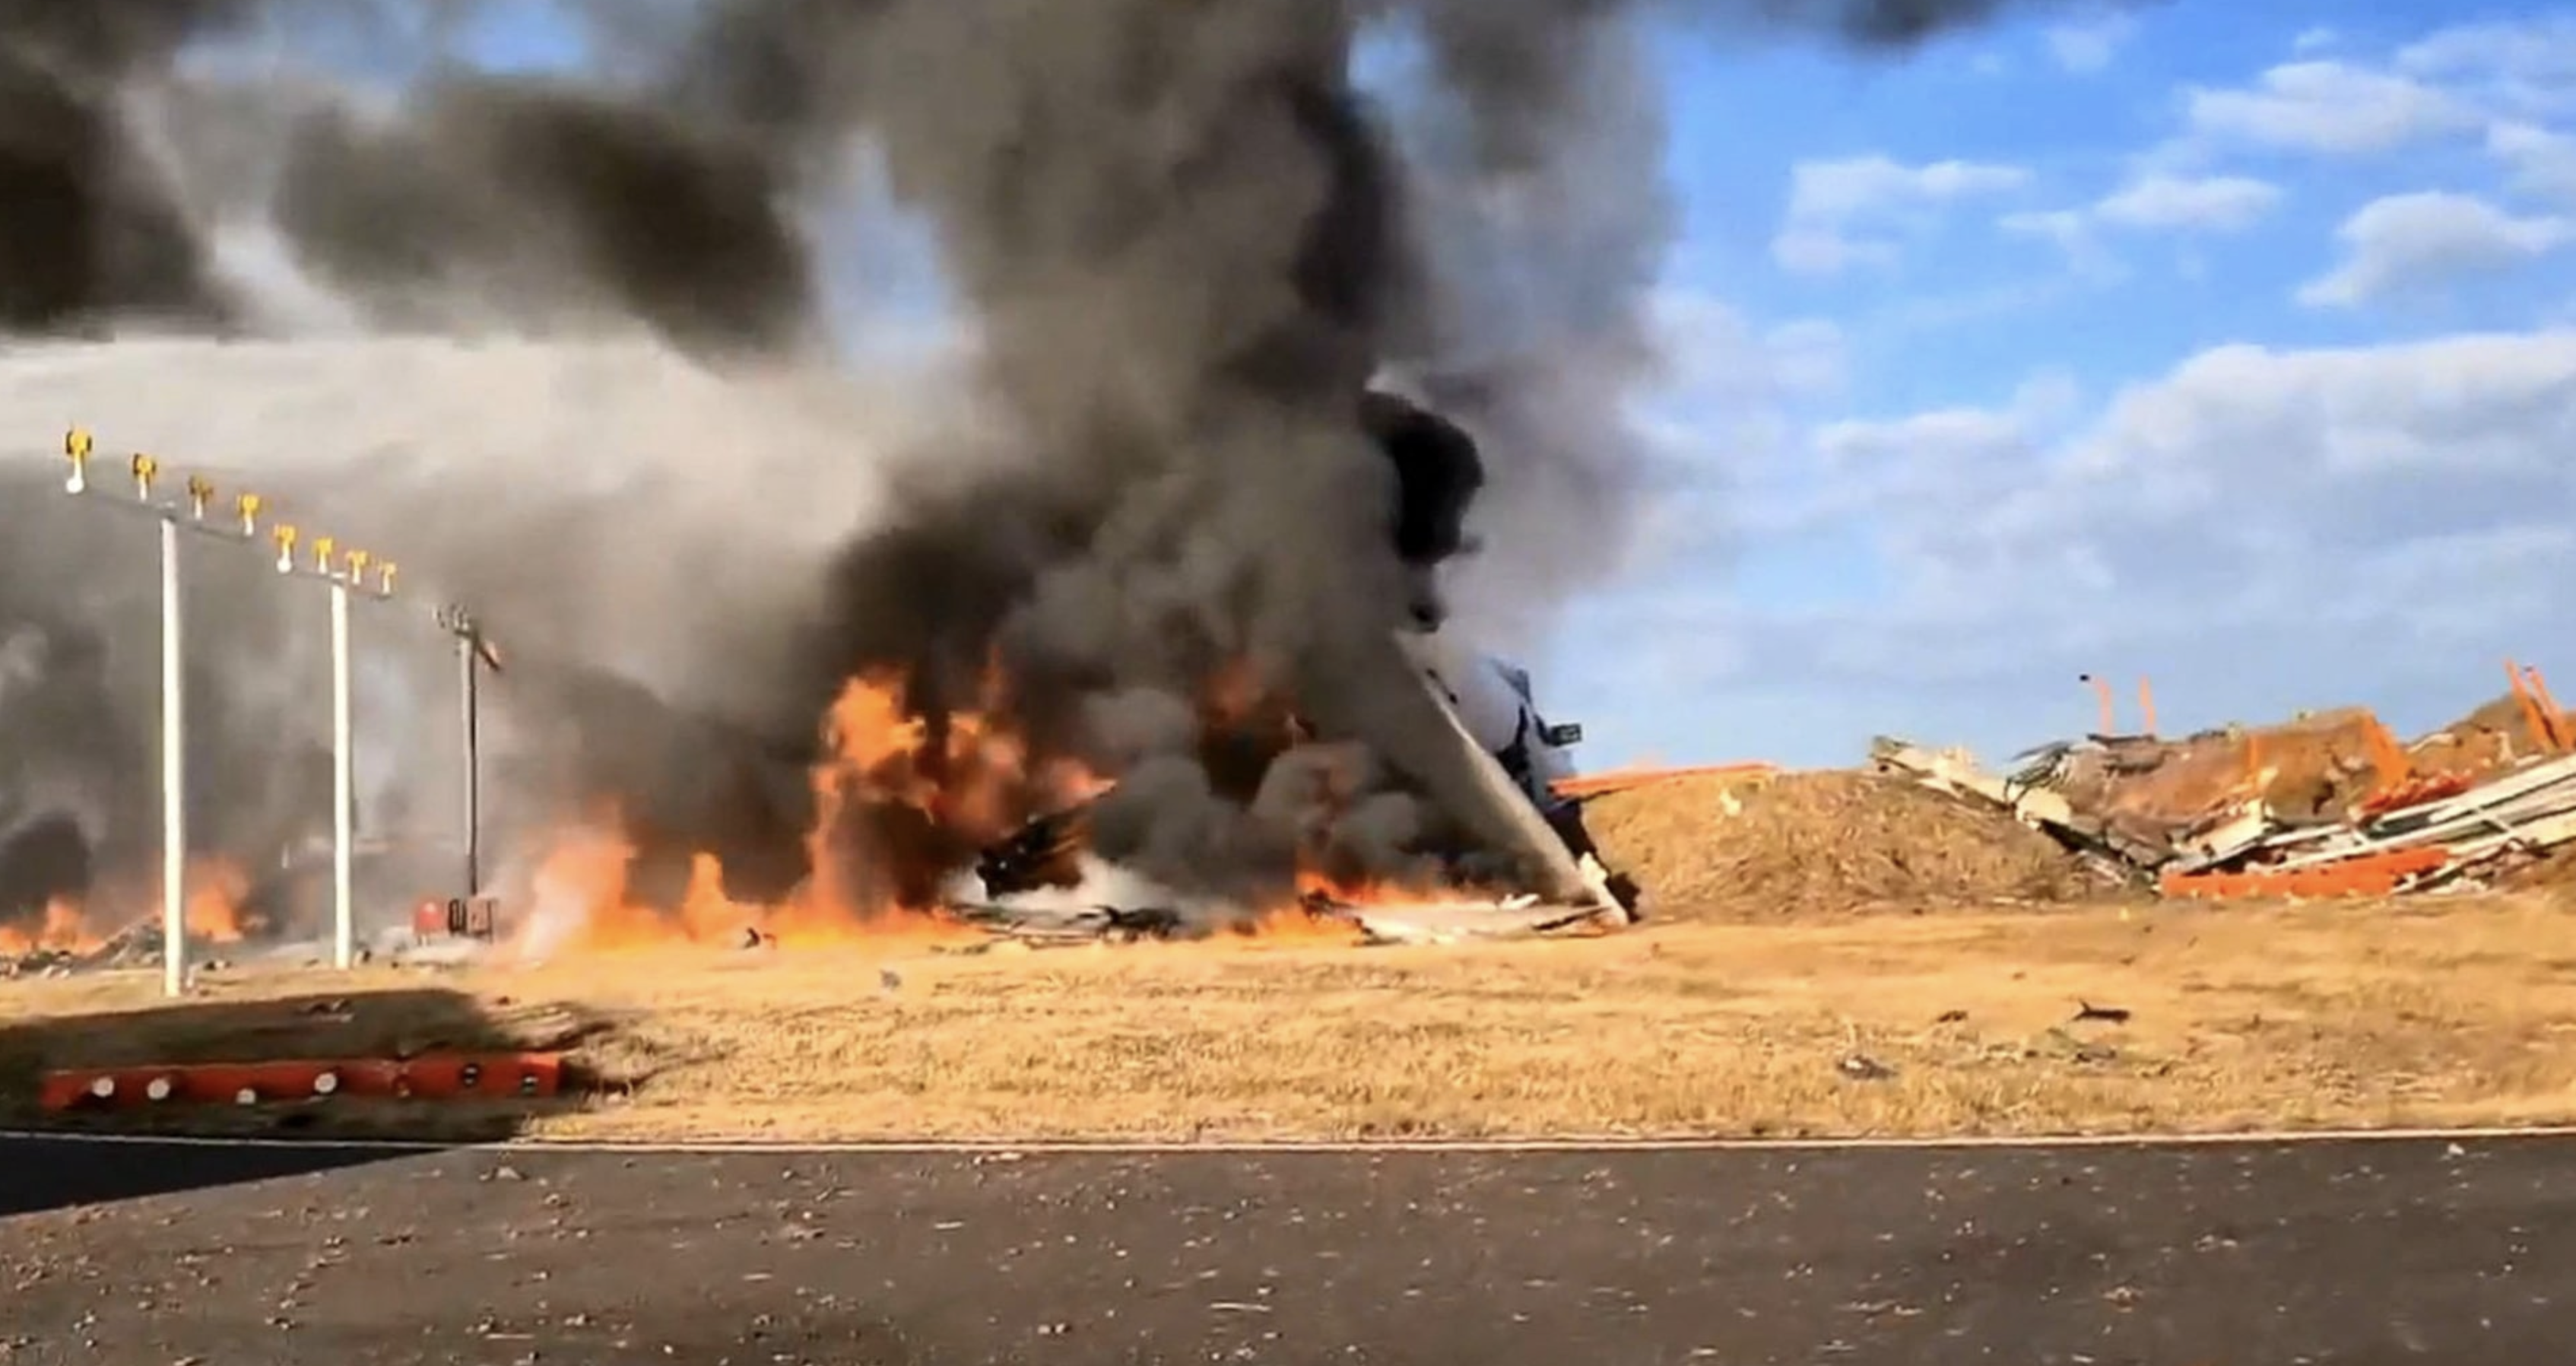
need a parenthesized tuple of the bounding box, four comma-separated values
(461, 630, 481, 898)
(158, 516, 186, 999)
(330, 577, 355, 970)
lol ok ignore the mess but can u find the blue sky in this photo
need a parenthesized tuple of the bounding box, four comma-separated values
(432, 2, 2576, 772)
(1530, 0, 2576, 769)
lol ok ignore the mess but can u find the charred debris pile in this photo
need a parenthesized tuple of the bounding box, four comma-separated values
(1870, 671, 2576, 902)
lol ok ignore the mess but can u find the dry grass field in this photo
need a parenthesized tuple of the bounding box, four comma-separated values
(7, 891, 2576, 1143)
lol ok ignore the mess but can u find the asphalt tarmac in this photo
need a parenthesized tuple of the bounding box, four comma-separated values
(3, 1133, 2571, 1364)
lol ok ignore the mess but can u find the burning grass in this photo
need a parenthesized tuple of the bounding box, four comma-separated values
(0, 856, 255, 964)
(8, 893, 2576, 1142)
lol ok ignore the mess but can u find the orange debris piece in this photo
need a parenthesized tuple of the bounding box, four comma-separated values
(1551, 762, 1779, 802)
(39, 1052, 567, 1113)
(2158, 847, 2448, 901)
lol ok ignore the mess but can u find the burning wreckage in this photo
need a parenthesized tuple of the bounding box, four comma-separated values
(0, 0, 1890, 970)
(0, 390, 1638, 974)
(484, 389, 1639, 955)
(861, 390, 1640, 951)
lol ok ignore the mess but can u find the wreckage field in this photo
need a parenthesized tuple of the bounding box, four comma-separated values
(17, 682, 2576, 1143)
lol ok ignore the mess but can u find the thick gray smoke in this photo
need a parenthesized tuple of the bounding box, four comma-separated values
(271, 75, 820, 351)
(637, 0, 2060, 903)
(0, 0, 2055, 930)
(0, 0, 247, 331)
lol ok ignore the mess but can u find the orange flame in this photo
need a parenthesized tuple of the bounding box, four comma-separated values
(511, 667, 1036, 955)
(522, 816, 661, 953)
(180, 857, 252, 944)
(1204, 656, 1268, 728)
(1296, 868, 1434, 907)
(507, 652, 1487, 956)
(1036, 755, 1115, 806)
(3, 854, 255, 961)
(1235, 901, 1371, 948)
(0, 898, 99, 958)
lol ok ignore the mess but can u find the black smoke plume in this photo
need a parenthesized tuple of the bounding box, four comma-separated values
(0, 0, 252, 331)
(0, 0, 2063, 932)
(271, 75, 817, 351)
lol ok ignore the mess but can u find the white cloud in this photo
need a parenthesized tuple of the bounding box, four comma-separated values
(2489, 121, 2576, 203)
(2183, 61, 2479, 154)
(1813, 407, 2026, 474)
(1648, 291, 1847, 407)
(1998, 208, 2086, 244)
(1765, 370, 2080, 531)
(2397, 15, 2576, 116)
(1783, 385, 2067, 533)
(1564, 304, 2576, 761)
(1759, 319, 1851, 400)
(2298, 191, 2574, 308)
(2094, 173, 2283, 233)
(1606, 291, 1850, 573)
(1566, 18, 2576, 762)
(1787, 157, 2031, 224)
(1770, 225, 1894, 277)
(1702, 331, 2576, 740)
(2393, 18, 2576, 213)
(1771, 155, 2030, 278)
(1997, 208, 2123, 281)
(2073, 333, 2576, 479)
(2045, 9, 2138, 75)
(2396, 20, 2537, 76)
(1989, 173, 2276, 283)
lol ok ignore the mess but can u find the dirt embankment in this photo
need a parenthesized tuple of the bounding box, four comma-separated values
(2414, 694, 2541, 780)
(2065, 707, 2381, 828)
(1583, 770, 2105, 917)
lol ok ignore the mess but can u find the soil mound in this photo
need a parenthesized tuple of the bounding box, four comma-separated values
(2045, 697, 2546, 837)
(1583, 770, 2102, 918)
(2413, 694, 2540, 780)
(2073, 707, 2381, 828)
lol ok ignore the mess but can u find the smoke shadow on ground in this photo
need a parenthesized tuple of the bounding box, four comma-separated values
(0, 986, 612, 1216)
(0, 1130, 428, 1219)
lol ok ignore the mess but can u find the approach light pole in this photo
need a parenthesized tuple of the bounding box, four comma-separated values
(433, 603, 500, 902)
(61, 427, 406, 985)
(271, 524, 399, 970)
(60, 430, 260, 996)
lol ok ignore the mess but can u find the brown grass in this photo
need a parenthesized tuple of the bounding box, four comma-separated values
(8, 893, 2576, 1142)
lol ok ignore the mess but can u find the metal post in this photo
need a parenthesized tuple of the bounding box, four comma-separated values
(460, 630, 481, 897)
(158, 516, 186, 999)
(330, 578, 355, 970)
(60, 431, 405, 987)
